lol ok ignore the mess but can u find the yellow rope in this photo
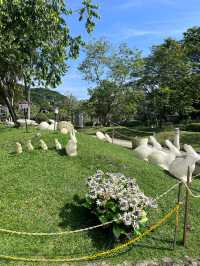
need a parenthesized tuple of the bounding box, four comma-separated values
(0, 204, 181, 263)
(0, 221, 114, 236)
(182, 182, 200, 198)
(175, 205, 179, 228)
(0, 181, 183, 237)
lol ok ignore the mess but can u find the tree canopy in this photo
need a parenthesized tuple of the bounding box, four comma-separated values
(79, 27, 200, 126)
(0, 0, 99, 125)
(78, 39, 144, 125)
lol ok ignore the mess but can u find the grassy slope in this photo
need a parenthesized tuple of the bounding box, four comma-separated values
(0, 126, 199, 266)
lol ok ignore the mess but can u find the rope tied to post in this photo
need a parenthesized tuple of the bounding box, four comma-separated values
(0, 204, 181, 263)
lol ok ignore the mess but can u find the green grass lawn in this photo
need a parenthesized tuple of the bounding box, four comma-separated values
(0, 126, 200, 265)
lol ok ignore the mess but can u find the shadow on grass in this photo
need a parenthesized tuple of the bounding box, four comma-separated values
(57, 148, 67, 156)
(59, 195, 174, 254)
(59, 195, 114, 250)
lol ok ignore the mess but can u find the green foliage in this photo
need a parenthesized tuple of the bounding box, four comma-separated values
(31, 88, 66, 107)
(184, 27, 200, 73)
(184, 123, 200, 132)
(140, 35, 200, 125)
(0, 0, 99, 124)
(87, 80, 117, 125)
(79, 39, 144, 124)
(78, 38, 111, 83)
(35, 112, 48, 123)
(109, 43, 144, 86)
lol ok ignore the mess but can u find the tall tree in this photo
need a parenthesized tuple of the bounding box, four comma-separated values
(184, 26, 200, 73)
(0, 0, 99, 126)
(109, 43, 144, 86)
(87, 80, 117, 125)
(78, 38, 111, 84)
(141, 38, 193, 125)
(183, 27, 200, 114)
(79, 39, 144, 124)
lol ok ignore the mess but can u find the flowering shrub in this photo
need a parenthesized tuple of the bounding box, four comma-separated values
(83, 170, 157, 239)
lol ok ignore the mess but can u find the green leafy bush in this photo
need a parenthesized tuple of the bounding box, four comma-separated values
(185, 123, 200, 132)
(35, 112, 48, 123)
(83, 171, 157, 240)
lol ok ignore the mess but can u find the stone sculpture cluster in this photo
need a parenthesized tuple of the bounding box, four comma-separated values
(96, 131, 112, 143)
(38, 120, 74, 134)
(134, 129, 200, 183)
(6, 119, 38, 127)
(5, 119, 74, 134)
(15, 128, 78, 157)
(38, 120, 57, 131)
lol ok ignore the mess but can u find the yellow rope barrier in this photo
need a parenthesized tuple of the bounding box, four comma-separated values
(110, 121, 153, 135)
(0, 204, 181, 263)
(0, 180, 184, 237)
(0, 221, 114, 236)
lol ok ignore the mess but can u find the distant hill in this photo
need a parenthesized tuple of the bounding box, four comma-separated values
(30, 88, 66, 107)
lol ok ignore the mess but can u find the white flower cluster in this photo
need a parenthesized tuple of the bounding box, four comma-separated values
(87, 170, 157, 229)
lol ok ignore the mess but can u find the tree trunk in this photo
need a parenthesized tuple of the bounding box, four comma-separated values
(2, 86, 19, 127)
(24, 78, 31, 120)
(27, 87, 31, 120)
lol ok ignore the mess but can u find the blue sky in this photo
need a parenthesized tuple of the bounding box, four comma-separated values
(56, 0, 200, 99)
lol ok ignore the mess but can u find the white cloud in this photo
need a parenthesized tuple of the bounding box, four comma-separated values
(119, 0, 175, 9)
(108, 27, 184, 40)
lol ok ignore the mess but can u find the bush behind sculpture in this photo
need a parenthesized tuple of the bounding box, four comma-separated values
(35, 113, 48, 123)
(185, 123, 200, 132)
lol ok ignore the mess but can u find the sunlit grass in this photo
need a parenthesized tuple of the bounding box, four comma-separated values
(0, 125, 199, 265)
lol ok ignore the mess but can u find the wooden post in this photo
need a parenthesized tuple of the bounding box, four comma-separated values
(112, 128, 115, 144)
(183, 167, 191, 247)
(132, 137, 137, 150)
(54, 113, 57, 131)
(24, 109, 28, 133)
(132, 139, 134, 150)
(173, 182, 182, 249)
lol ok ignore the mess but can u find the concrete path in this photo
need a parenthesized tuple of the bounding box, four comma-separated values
(112, 138, 132, 149)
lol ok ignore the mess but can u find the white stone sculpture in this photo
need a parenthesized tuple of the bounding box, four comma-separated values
(48, 123, 55, 131)
(148, 150, 169, 170)
(5, 120, 15, 127)
(169, 154, 200, 183)
(165, 140, 182, 157)
(31, 121, 38, 126)
(96, 131, 106, 141)
(70, 129, 77, 143)
(184, 144, 200, 159)
(26, 140, 34, 151)
(49, 119, 55, 124)
(48, 120, 57, 131)
(58, 121, 74, 133)
(105, 133, 112, 143)
(148, 140, 181, 171)
(65, 129, 77, 157)
(60, 128, 68, 135)
(39, 122, 49, 130)
(174, 128, 180, 150)
(16, 142, 23, 154)
(17, 119, 38, 127)
(17, 119, 27, 126)
(149, 136, 162, 150)
(55, 139, 62, 151)
(134, 138, 154, 161)
(39, 140, 48, 151)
